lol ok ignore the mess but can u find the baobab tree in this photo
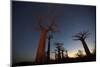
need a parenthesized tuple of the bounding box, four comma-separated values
(35, 16, 57, 64)
(55, 42, 63, 62)
(60, 46, 65, 59)
(60, 46, 65, 62)
(73, 31, 91, 56)
(47, 32, 53, 63)
(65, 50, 69, 59)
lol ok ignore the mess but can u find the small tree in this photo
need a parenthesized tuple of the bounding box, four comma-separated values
(55, 43, 63, 62)
(76, 50, 84, 58)
(65, 50, 68, 58)
(60, 47, 65, 59)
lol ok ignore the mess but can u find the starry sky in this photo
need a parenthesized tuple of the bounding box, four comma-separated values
(12, 1, 96, 64)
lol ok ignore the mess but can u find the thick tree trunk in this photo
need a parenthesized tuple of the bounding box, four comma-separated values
(81, 39, 91, 56)
(35, 30, 48, 64)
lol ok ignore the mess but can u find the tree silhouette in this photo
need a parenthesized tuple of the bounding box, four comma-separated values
(61, 46, 65, 59)
(65, 50, 69, 59)
(47, 32, 53, 63)
(55, 43, 63, 62)
(73, 31, 91, 56)
(76, 50, 84, 58)
(35, 16, 57, 64)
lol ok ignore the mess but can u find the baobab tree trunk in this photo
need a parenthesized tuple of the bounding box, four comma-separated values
(61, 50, 64, 59)
(81, 39, 91, 56)
(35, 30, 48, 64)
(47, 35, 51, 63)
(61, 50, 64, 62)
(47, 33, 53, 63)
(58, 48, 61, 62)
(65, 50, 68, 58)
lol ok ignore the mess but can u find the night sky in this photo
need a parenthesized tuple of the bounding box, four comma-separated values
(12, 1, 96, 64)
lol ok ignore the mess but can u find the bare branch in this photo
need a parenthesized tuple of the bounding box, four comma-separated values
(72, 35, 81, 38)
(73, 38, 80, 41)
(48, 17, 57, 32)
(73, 31, 90, 40)
(83, 31, 90, 39)
(37, 16, 45, 29)
(54, 42, 63, 49)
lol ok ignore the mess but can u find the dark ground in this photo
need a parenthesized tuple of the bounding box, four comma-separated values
(12, 54, 96, 67)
